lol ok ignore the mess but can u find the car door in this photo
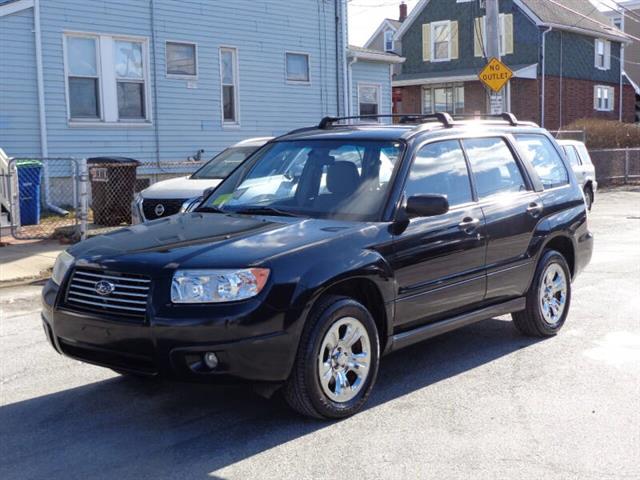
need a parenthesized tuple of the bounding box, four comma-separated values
(391, 139, 487, 330)
(461, 136, 542, 302)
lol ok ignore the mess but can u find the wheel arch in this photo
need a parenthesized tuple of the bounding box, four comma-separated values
(541, 234, 576, 278)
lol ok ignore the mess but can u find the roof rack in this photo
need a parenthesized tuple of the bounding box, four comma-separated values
(318, 113, 454, 129)
(451, 113, 519, 126)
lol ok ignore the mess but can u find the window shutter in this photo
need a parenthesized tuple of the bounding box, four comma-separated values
(504, 14, 514, 55)
(609, 87, 615, 110)
(474, 17, 485, 57)
(593, 86, 599, 110)
(604, 41, 611, 70)
(422, 23, 431, 62)
(450, 20, 459, 60)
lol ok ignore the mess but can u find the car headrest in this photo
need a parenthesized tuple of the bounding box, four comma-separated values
(327, 161, 360, 196)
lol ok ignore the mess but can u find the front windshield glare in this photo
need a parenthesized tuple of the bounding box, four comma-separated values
(201, 140, 403, 220)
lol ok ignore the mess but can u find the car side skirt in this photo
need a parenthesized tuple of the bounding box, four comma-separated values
(388, 297, 526, 352)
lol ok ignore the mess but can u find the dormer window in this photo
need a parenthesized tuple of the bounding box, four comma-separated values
(384, 30, 395, 52)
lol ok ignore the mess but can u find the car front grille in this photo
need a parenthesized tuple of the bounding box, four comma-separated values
(64, 268, 151, 320)
(142, 198, 185, 220)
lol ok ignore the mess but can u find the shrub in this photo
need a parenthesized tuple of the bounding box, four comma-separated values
(564, 119, 640, 149)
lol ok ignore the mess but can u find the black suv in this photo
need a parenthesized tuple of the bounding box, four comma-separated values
(42, 113, 593, 419)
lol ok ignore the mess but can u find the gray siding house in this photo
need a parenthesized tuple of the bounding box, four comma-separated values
(0, 0, 400, 169)
(384, 0, 634, 130)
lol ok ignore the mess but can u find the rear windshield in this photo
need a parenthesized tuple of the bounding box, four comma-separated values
(191, 146, 259, 179)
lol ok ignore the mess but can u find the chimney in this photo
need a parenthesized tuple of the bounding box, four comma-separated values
(399, 1, 408, 22)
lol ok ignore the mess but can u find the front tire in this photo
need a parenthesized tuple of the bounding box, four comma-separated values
(512, 250, 572, 337)
(584, 186, 593, 210)
(283, 295, 380, 419)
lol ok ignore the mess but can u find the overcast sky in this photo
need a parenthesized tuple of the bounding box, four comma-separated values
(347, 0, 615, 47)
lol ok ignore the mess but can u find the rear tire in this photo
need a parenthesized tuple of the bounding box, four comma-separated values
(283, 295, 380, 419)
(512, 250, 572, 337)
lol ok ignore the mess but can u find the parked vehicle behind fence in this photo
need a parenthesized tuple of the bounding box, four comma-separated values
(132, 137, 272, 223)
(42, 113, 592, 419)
(557, 140, 597, 210)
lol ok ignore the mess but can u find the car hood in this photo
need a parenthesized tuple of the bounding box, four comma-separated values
(141, 176, 223, 199)
(69, 212, 366, 272)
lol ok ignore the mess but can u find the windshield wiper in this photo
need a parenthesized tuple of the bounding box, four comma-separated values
(232, 206, 302, 217)
(196, 206, 226, 214)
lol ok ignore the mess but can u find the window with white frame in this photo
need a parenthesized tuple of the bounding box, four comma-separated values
(594, 85, 614, 111)
(431, 21, 451, 61)
(477, 15, 511, 56)
(65, 33, 150, 123)
(384, 30, 395, 52)
(115, 40, 146, 119)
(166, 41, 197, 76)
(358, 84, 380, 117)
(422, 85, 464, 114)
(595, 38, 610, 70)
(66, 36, 101, 119)
(220, 47, 239, 124)
(286, 52, 310, 83)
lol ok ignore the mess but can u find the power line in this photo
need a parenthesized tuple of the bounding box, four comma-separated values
(600, 0, 640, 23)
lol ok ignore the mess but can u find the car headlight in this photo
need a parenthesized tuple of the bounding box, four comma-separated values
(171, 268, 270, 303)
(51, 251, 74, 285)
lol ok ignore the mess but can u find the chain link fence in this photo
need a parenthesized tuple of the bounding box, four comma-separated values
(3, 157, 80, 241)
(588, 148, 640, 186)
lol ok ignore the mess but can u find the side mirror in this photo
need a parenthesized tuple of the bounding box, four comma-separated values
(405, 194, 449, 218)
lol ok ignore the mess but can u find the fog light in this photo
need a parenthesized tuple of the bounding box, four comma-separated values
(203, 352, 219, 369)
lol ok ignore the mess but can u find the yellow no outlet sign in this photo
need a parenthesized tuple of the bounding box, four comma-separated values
(478, 58, 513, 93)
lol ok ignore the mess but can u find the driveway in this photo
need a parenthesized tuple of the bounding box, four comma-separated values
(1, 188, 639, 480)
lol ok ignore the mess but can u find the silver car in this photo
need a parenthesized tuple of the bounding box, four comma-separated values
(558, 140, 597, 210)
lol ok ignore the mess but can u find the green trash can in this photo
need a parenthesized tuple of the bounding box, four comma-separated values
(87, 157, 140, 226)
(16, 159, 43, 226)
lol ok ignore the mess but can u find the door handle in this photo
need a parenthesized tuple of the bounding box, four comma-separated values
(527, 202, 543, 218)
(458, 217, 481, 234)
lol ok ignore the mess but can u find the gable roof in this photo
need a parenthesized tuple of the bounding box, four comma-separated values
(348, 45, 406, 63)
(518, 0, 628, 41)
(363, 18, 402, 49)
(395, 0, 629, 43)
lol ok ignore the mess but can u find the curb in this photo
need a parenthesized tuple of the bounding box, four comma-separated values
(0, 269, 51, 288)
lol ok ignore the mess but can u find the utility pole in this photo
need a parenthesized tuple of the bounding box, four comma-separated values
(485, 0, 504, 114)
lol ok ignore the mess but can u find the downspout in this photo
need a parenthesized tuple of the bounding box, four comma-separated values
(619, 43, 624, 122)
(559, 31, 563, 129)
(541, 26, 552, 128)
(340, 0, 350, 119)
(34, 0, 67, 215)
(348, 56, 358, 117)
(150, 0, 161, 168)
(334, 0, 341, 115)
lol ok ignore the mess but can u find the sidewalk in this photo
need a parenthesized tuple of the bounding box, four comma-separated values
(0, 239, 66, 286)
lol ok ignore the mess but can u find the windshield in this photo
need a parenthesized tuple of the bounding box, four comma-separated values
(200, 139, 404, 221)
(191, 146, 260, 179)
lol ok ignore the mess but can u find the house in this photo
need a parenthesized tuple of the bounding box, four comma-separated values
(382, 0, 635, 130)
(0, 0, 400, 171)
(603, 0, 640, 121)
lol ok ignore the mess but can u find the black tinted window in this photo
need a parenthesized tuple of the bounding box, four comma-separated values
(463, 137, 526, 199)
(405, 140, 473, 207)
(515, 134, 569, 189)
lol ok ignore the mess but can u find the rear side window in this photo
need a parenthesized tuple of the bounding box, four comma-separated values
(515, 134, 569, 189)
(462, 137, 526, 199)
(563, 146, 581, 167)
(405, 140, 473, 207)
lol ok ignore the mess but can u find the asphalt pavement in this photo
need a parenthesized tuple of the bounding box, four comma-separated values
(1, 188, 639, 480)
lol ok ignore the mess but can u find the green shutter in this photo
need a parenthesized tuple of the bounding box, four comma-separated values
(451, 21, 459, 60)
(423, 23, 431, 62)
(474, 17, 485, 58)
(504, 14, 514, 55)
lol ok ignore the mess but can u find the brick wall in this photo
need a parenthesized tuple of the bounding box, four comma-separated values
(393, 86, 422, 114)
(463, 81, 486, 115)
(541, 76, 636, 130)
(510, 78, 540, 125)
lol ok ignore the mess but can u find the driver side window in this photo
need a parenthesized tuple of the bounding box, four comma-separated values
(405, 140, 473, 207)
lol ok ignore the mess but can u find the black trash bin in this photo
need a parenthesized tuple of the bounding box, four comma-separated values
(87, 157, 140, 226)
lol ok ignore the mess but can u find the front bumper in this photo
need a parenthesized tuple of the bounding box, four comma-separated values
(41, 280, 298, 383)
